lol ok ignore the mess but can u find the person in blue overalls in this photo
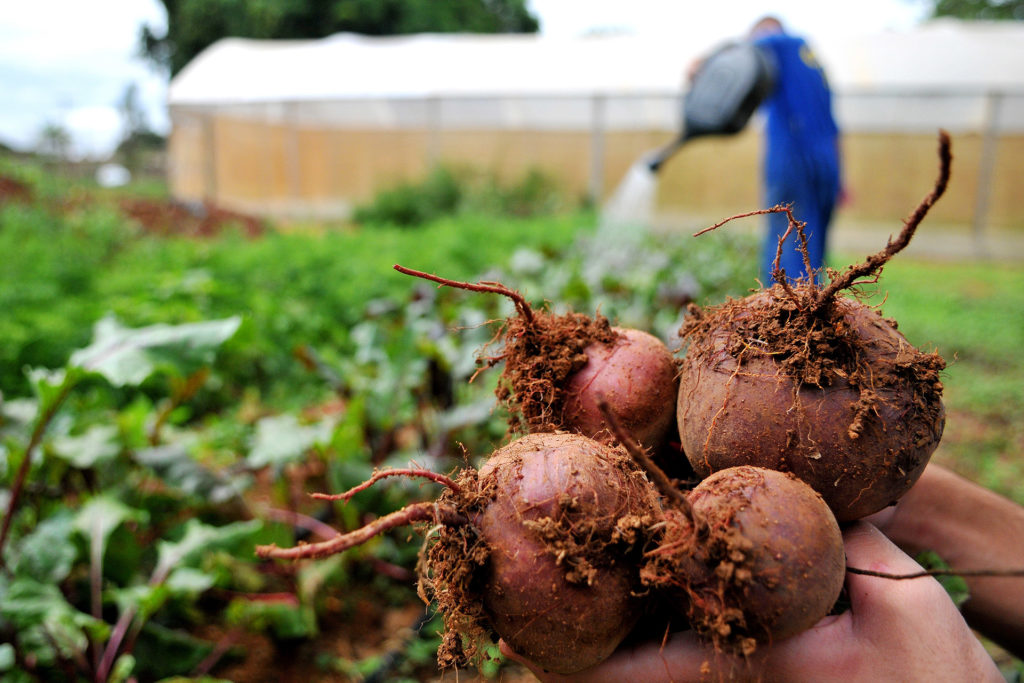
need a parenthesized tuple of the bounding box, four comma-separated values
(750, 16, 842, 284)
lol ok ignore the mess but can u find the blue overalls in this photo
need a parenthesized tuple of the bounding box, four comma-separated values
(753, 33, 841, 284)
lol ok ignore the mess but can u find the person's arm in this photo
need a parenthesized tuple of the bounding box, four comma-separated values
(869, 464, 1024, 658)
(502, 523, 1001, 682)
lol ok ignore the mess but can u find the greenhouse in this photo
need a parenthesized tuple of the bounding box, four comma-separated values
(167, 20, 1024, 230)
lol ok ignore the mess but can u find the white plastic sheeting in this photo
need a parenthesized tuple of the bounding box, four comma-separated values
(169, 21, 1024, 101)
(168, 32, 684, 103)
(824, 19, 1024, 89)
(168, 20, 1024, 133)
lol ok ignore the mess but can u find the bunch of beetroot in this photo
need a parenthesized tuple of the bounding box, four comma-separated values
(256, 132, 953, 674)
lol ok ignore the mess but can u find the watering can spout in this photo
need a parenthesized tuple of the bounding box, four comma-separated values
(646, 134, 690, 174)
(647, 42, 776, 175)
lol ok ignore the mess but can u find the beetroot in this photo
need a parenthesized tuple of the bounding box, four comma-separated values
(560, 327, 679, 450)
(394, 265, 679, 454)
(257, 431, 661, 674)
(642, 466, 845, 653)
(596, 403, 845, 655)
(676, 132, 951, 521)
(465, 432, 660, 672)
(258, 418, 857, 672)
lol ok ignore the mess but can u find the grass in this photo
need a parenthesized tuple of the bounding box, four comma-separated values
(847, 255, 1024, 503)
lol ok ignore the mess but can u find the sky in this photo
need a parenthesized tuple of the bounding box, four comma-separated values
(0, 0, 931, 159)
(0, 0, 167, 158)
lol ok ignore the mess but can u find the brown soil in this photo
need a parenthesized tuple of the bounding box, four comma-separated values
(119, 197, 265, 238)
(683, 284, 946, 428)
(198, 597, 538, 682)
(1, 174, 266, 239)
(0, 174, 32, 205)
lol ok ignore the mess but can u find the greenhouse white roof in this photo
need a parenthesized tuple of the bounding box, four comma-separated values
(169, 20, 1024, 106)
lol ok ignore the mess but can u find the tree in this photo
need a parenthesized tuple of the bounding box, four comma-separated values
(37, 122, 71, 161)
(116, 83, 164, 172)
(141, 0, 540, 76)
(928, 0, 1024, 20)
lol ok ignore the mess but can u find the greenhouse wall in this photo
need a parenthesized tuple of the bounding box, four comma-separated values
(168, 89, 1024, 231)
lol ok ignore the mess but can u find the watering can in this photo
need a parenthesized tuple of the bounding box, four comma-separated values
(647, 42, 776, 173)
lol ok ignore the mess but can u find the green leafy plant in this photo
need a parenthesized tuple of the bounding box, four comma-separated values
(351, 165, 568, 227)
(352, 166, 463, 227)
(0, 315, 258, 681)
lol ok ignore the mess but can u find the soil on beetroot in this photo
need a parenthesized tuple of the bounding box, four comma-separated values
(641, 467, 845, 655)
(393, 266, 680, 455)
(419, 433, 659, 673)
(494, 311, 620, 434)
(676, 132, 952, 521)
(119, 197, 265, 238)
(678, 288, 947, 519)
(252, 431, 662, 676)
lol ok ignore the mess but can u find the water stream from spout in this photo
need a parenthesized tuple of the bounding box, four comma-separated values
(598, 157, 660, 238)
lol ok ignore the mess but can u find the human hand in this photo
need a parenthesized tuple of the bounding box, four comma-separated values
(685, 57, 705, 84)
(860, 464, 1024, 659)
(501, 522, 1001, 682)
(838, 184, 853, 207)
